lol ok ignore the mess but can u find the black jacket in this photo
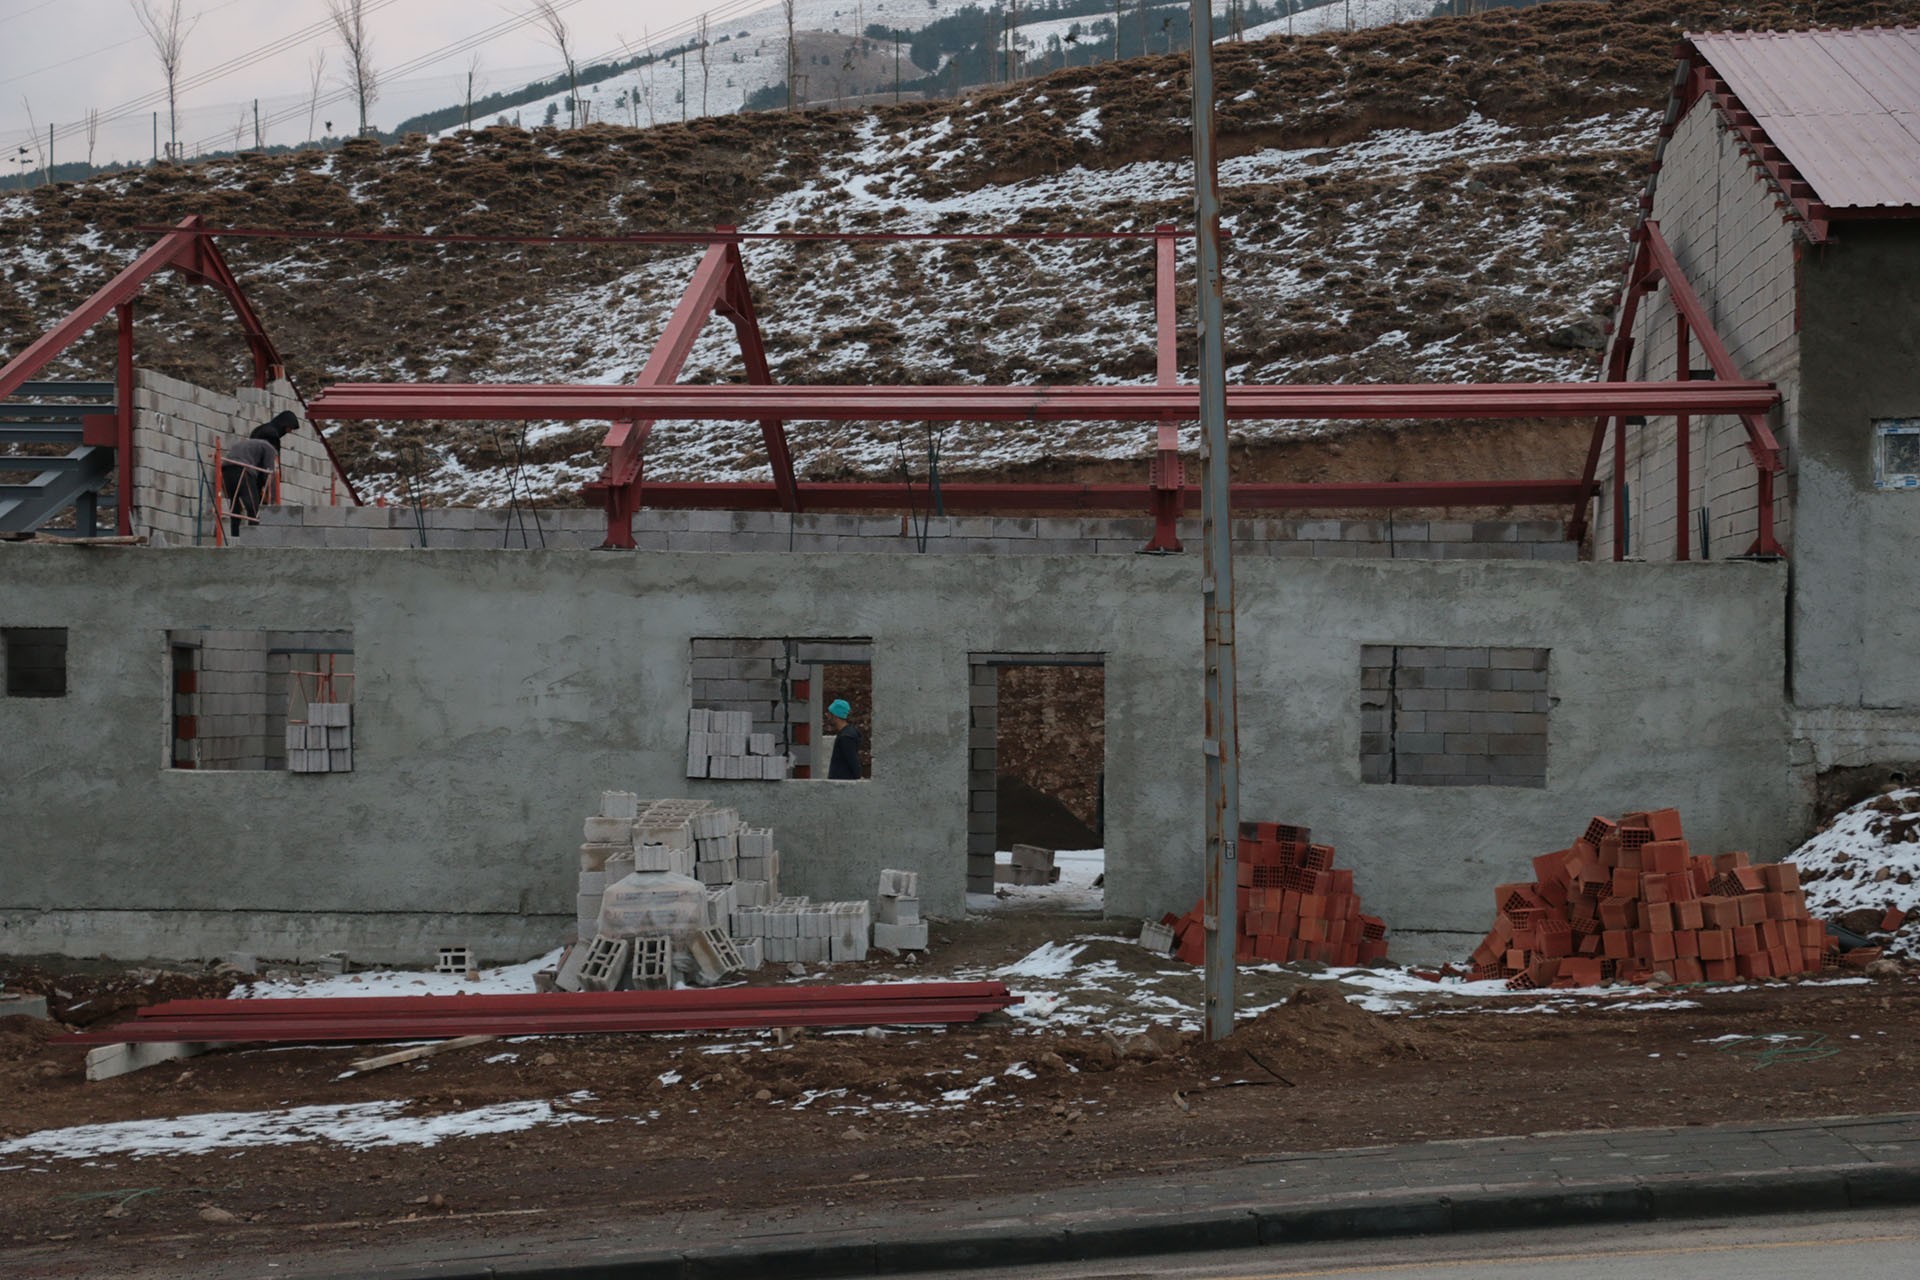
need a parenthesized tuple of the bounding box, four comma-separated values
(250, 410, 299, 448)
(828, 723, 864, 780)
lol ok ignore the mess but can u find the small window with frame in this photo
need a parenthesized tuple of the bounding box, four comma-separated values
(1873, 419, 1920, 491)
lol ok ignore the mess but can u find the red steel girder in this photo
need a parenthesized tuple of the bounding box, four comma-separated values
(73, 982, 1020, 1044)
(310, 381, 1779, 424)
(596, 479, 1587, 511)
(137, 981, 1013, 1019)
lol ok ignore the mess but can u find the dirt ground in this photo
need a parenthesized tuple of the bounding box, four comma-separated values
(3, 910, 1918, 1278)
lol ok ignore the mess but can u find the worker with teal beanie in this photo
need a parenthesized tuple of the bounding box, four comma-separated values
(825, 697, 863, 780)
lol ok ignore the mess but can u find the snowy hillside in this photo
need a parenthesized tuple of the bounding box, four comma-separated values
(3, 0, 1913, 505)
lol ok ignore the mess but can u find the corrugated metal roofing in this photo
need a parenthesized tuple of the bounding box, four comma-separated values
(1691, 27, 1920, 213)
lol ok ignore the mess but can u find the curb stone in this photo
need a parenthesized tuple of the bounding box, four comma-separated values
(325, 1162, 1920, 1280)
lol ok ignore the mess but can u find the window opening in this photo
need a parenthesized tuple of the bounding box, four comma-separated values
(1873, 419, 1920, 490)
(686, 637, 872, 782)
(2, 627, 67, 698)
(165, 629, 353, 771)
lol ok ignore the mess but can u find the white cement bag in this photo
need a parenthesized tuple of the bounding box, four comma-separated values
(597, 871, 707, 941)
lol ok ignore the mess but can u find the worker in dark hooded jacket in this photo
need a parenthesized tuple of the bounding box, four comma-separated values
(220, 410, 299, 537)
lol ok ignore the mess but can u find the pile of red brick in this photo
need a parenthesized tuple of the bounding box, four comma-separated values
(1471, 809, 1837, 989)
(1167, 822, 1388, 966)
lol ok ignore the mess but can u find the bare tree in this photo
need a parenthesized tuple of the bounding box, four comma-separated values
(326, 0, 379, 137)
(465, 53, 484, 132)
(784, 0, 798, 110)
(697, 13, 711, 118)
(130, 0, 195, 160)
(85, 108, 100, 168)
(305, 50, 328, 143)
(533, 1, 581, 128)
(20, 97, 48, 184)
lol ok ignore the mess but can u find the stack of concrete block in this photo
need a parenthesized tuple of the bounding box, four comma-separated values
(687, 708, 791, 780)
(287, 701, 354, 773)
(693, 807, 741, 884)
(729, 896, 872, 964)
(997, 844, 1059, 886)
(874, 869, 929, 951)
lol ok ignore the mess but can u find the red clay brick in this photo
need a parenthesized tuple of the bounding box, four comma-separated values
(1646, 808, 1685, 841)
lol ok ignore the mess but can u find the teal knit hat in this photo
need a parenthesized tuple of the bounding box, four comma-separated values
(828, 698, 852, 719)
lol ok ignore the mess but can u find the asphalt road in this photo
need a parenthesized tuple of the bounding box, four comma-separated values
(891, 1208, 1920, 1280)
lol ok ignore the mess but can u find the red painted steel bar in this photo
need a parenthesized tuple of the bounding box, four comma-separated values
(1613, 411, 1628, 562)
(1147, 223, 1185, 552)
(1571, 235, 1652, 545)
(141, 224, 1203, 247)
(73, 984, 1020, 1045)
(717, 238, 802, 514)
(621, 478, 1587, 511)
(1676, 316, 1691, 561)
(310, 381, 1778, 423)
(590, 239, 734, 548)
(139, 982, 1013, 1018)
(115, 300, 135, 536)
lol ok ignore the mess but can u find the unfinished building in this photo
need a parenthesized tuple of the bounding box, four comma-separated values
(2, 29, 1912, 967)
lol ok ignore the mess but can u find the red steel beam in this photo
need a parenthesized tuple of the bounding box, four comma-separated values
(74, 1005, 1016, 1043)
(138, 981, 1013, 1018)
(716, 239, 801, 512)
(613, 479, 1587, 511)
(310, 381, 1778, 423)
(1639, 220, 1783, 472)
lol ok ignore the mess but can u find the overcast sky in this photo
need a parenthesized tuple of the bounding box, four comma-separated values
(0, 0, 749, 168)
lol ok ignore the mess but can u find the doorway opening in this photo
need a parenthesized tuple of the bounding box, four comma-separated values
(967, 653, 1106, 914)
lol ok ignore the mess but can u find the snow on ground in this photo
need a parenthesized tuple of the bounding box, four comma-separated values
(1241, 0, 1432, 41)
(970, 848, 1106, 915)
(1794, 787, 1920, 958)
(0, 1092, 603, 1163)
(239, 948, 565, 999)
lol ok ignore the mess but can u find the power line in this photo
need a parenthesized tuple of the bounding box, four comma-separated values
(4, 0, 399, 152)
(205, 0, 602, 151)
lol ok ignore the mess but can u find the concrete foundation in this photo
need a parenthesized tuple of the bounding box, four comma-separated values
(0, 546, 1789, 962)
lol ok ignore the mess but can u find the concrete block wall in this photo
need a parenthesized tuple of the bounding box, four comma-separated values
(132, 371, 348, 546)
(173, 629, 272, 770)
(0, 547, 1790, 965)
(1596, 100, 1801, 561)
(250, 503, 1580, 559)
(1360, 645, 1550, 788)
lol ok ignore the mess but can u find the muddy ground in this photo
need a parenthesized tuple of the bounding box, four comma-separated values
(3, 909, 1917, 1279)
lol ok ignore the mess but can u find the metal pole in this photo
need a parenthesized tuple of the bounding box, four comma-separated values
(1189, 0, 1240, 1044)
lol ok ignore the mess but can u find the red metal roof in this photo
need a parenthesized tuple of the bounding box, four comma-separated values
(1689, 27, 1920, 214)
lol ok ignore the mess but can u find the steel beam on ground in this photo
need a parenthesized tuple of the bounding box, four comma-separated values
(308, 381, 1780, 424)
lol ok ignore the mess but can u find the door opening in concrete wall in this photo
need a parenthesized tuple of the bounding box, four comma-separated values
(3, 627, 67, 698)
(165, 629, 354, 771)
(1361, 645, 1550, 788)
(967, 654, 1106, 914)
(686, 637, 872, 782)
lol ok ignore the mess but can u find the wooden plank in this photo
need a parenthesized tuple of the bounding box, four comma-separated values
(341, 1034, 496, 1077)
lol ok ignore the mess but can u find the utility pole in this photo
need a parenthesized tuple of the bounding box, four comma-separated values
(47, 124, 53, 186)
(1187, 0, 1241, 1044)
(253, 99, 261, 149)
(152, 111, 158, 162)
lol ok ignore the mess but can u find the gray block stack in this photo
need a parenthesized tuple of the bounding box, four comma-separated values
(558, 790, 895, 987)
(729, 896, 871, 964)
(873, 868, 929, 951)
(686, 708, 791, 780)
(287, 700, 354, 773)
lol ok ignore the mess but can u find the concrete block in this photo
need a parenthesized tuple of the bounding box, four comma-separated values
(0, 991, 51, 1019)
(876, 895, 920, 925)
(576, 936, 630, 991)
(1139, 920, 1175, 957)
(873, 920, 929, 951)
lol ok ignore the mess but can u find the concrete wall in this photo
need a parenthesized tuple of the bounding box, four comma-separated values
(250, 503, 1581, 560)
(1789, 221, 1920, 711)
(131, 372, 347, 545)
(1596, 99, 1801, 560)
(0, 546, 1787, 965)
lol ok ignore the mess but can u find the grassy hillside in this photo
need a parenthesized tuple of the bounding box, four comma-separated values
(2, 0, 1909, 503)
